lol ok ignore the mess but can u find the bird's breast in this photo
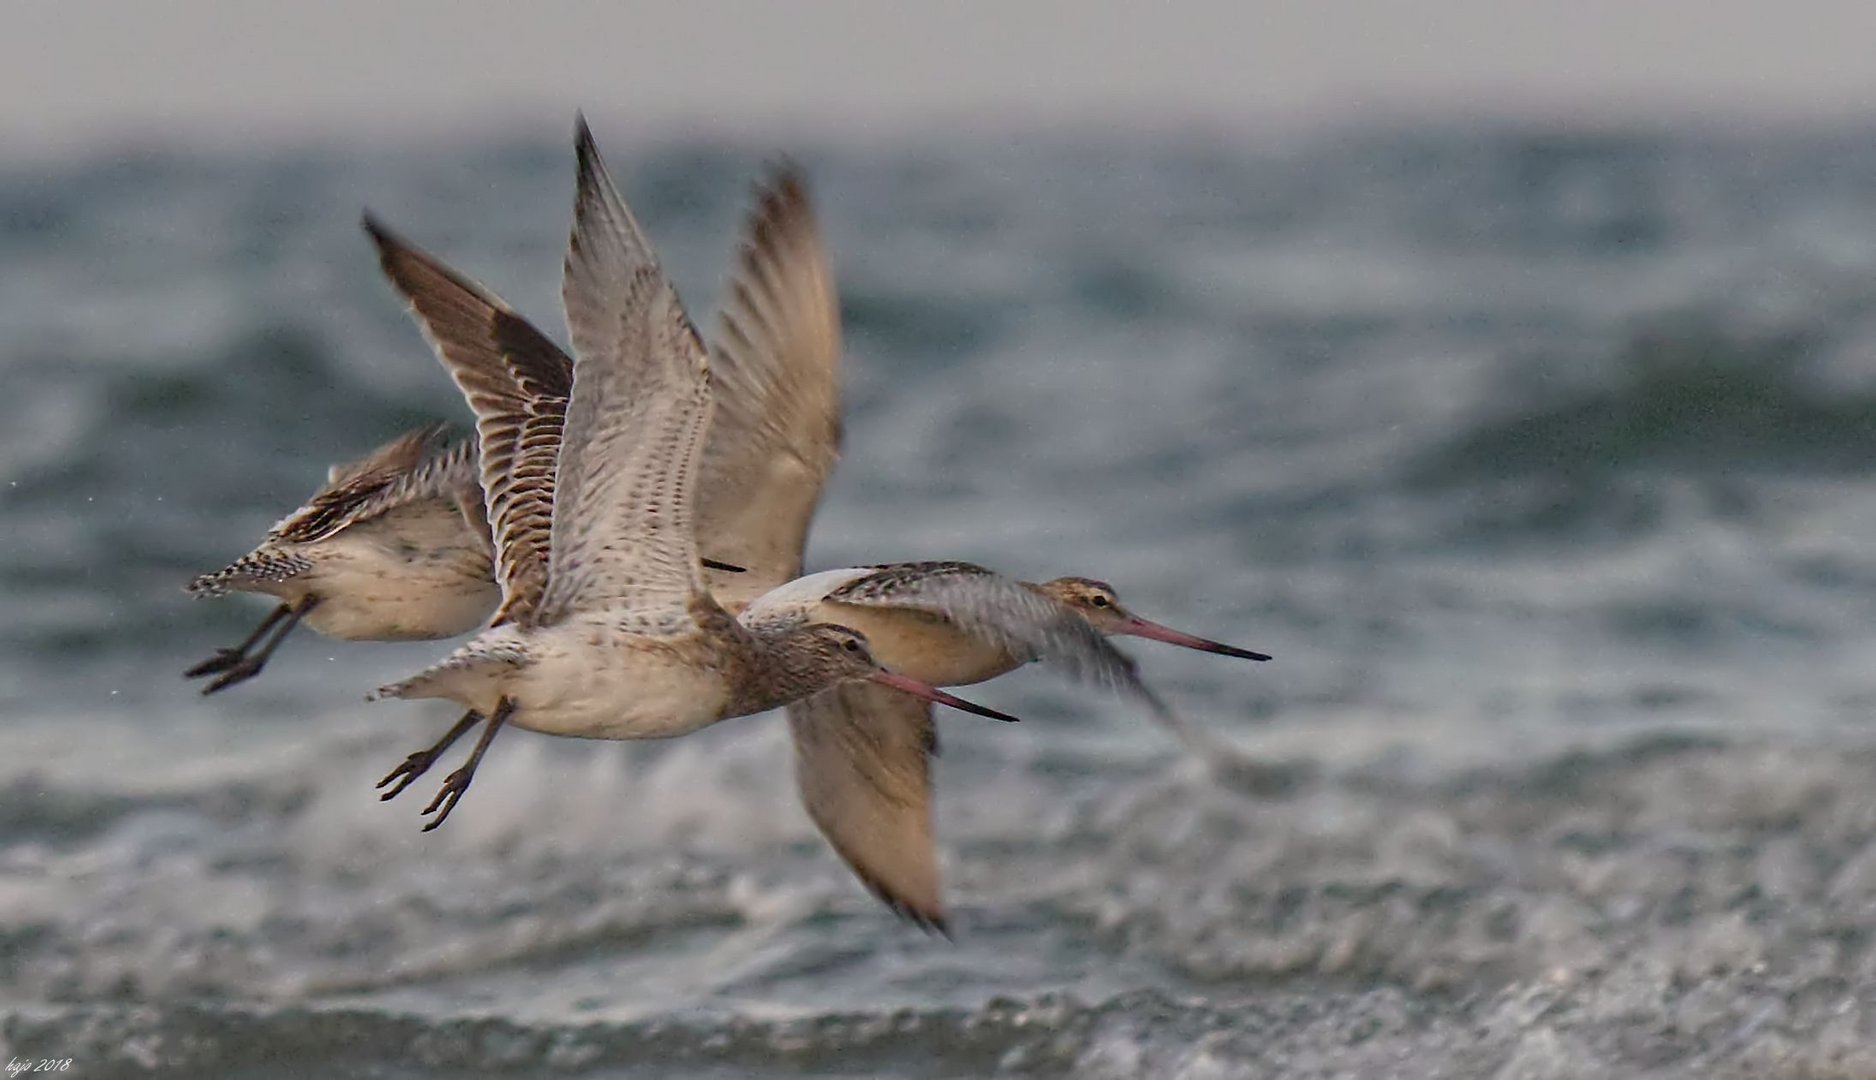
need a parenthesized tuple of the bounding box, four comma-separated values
(817, 600, 1023, 687)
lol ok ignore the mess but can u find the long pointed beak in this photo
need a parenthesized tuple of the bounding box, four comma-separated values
(1115, 616, 1271, 661)
(869, 671, 1021, 723)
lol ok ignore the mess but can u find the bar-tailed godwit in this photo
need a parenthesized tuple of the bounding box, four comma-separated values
(368, 118, 1021, 831)
(186, 224, 741, 696)
(685, 159, 1275, 929)
(362, 137, 1272, 926)
(184, 423, 497, 693)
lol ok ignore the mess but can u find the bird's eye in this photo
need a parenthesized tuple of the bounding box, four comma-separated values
(842, 638, 862, 653)
(1090, 595, 1111, 608)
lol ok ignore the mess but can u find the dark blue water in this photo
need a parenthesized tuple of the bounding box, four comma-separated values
(5, 122, 1876, 1077)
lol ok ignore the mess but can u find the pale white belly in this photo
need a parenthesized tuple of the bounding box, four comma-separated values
(507, 626, 735, 741)
(303, 568, 497, 640)
(297, 504, 497, 640)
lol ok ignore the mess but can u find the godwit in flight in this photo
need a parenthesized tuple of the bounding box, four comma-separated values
(684, 158, 1274, 929)
(367, 118, 1021, 831)
(736, 563, 1275, 928)
(183, 334, 738, 697)
(183, 423, 497, 693)
(363, 135, 1271, 928)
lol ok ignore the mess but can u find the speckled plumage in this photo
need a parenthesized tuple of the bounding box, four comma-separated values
(183, 423, 500, 692)
(362, 217, 574, 627)
(369, 118, 1010, 832)
(697, 163, 843, 612)
(745, 560, 1145, 693)
(742, 558, 1279, 930)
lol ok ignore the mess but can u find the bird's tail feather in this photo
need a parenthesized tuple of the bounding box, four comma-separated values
(368, 640, 527, 711)
(185, 548, 314, 597)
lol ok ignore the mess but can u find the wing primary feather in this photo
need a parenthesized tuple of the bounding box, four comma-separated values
(788, 683, 948, 935)
(695, 161, 843, 604)
(831, 563, 1148, 695)
(540, 117, 714, 623)
(270, 422, 457, 544)
(363, 213, 573, 625)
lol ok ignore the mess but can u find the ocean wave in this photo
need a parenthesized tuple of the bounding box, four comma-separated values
(11, 126, 1876, 1078)
(1417, 319, 1876, 486)
(6, 971, 1873, 1078)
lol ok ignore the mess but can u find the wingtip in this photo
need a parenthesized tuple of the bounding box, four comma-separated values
(841, 857, 949, 938)
(743, 161, 815, 249)
(759, 155, 809, 199)
(567, 112, 618, 253)
(573, 111, 602, 176)
(884, 893, 950, 938)
(857, 874, 950, 938)
(907, 904, 951, 939)
(360, 210, 414, 268)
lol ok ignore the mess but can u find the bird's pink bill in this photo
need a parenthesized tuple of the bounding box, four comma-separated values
(869, 671, 1021, 722)
(1115, 616, 1271, 661)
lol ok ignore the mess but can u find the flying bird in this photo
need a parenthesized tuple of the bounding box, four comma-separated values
(184, 424, 496, 692)
(361, 119, 1271, 930)
(185, 285, 740, 695)
(367, 118, 1021, 832)
(685, 155, 1273, 930)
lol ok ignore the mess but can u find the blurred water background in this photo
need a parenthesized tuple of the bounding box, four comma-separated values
(6, 121, 1876, 1076)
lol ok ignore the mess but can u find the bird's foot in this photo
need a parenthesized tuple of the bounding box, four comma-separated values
(377, 749, 443, 802)
(197, 655, 267, 695)
(419, 764, 481, 831)
(183, 647, 247, 679)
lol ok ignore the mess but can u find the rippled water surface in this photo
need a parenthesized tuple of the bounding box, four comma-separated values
(6, 123, 1876, 1077)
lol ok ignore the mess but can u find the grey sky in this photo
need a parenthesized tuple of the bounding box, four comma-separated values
(10, 1, 1876, 154)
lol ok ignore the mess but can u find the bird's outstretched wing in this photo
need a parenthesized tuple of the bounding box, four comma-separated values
(829, 562, 1150, 692)
(537, 116, 713, 625)
(698, 163, 843, 605)
(270, 422, 468, 544)
(364, 217, 574, 625)
(788, 681, 946, 934)
(831, 560, 1237, 753)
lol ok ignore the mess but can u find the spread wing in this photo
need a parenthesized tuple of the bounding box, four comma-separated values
(833, 564, 1253, 763)
(830, 562, 1157, 695)
(364, 216, 574, 625)
(321, 421, 440, 487)
(698, 163, 843, 604)
(536, 116, 712, 625)
(271, 422, 456, 543)
(788, 682, 945, 934)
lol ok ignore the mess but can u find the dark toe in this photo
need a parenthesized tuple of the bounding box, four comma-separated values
(184, 649, 245, 679)
(376, 755, 432, 801)
(418, 769, 476, 830)
(201, 660, 264, 695)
